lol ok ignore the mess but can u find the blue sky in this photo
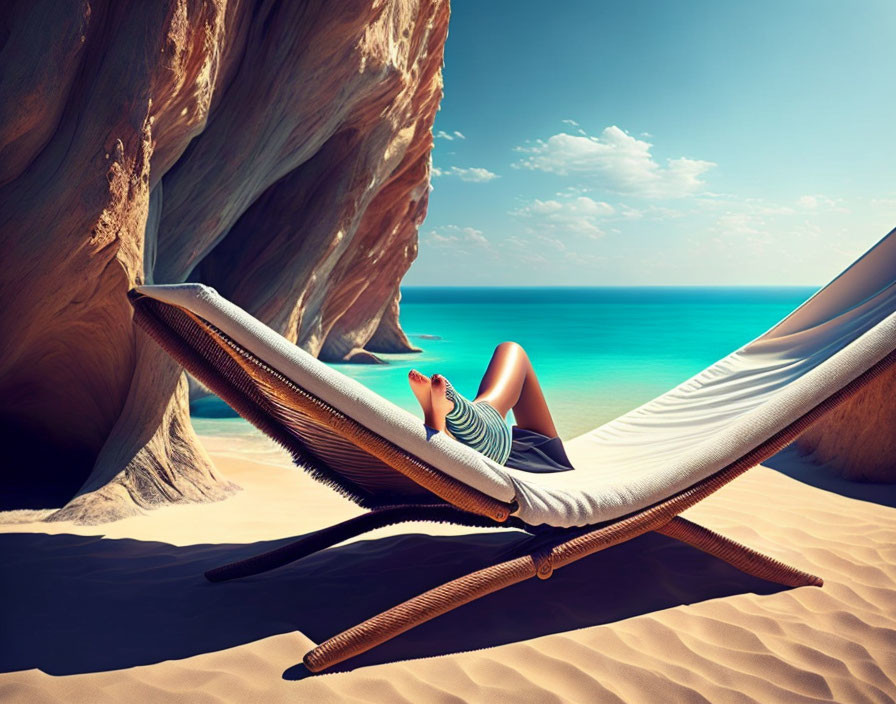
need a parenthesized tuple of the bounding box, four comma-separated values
(406, 0, 896, 286)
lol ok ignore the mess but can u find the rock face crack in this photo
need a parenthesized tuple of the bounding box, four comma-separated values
(0, 0, 448, 521)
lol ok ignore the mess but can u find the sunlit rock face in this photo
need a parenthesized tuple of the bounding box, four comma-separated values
(0, 0, 447, 522)
(795, 365, 896, 483)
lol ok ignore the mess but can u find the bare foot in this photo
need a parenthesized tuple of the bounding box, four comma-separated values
(428, 374, 455, 433)
(408, 370, 432, 417)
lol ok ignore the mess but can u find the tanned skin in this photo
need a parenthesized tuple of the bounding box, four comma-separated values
(408, 342, 559, 438)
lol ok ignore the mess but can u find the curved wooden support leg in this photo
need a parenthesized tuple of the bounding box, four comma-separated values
(656, 516, 823, 588)
(303, 550, 543, 672)
(205, 504, 498, 582)
(304, 516, 650, 672)
(303, 507, 825, 672)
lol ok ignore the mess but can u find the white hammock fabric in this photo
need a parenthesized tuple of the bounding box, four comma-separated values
(136, 229, 896, 528)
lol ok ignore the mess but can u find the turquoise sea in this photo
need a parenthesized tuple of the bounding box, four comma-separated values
(192, 287, 817, 443)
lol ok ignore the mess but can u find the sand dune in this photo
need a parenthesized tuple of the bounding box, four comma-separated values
(1, 435, 895, 703)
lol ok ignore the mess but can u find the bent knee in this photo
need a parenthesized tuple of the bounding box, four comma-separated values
(495, 341, 526, 355)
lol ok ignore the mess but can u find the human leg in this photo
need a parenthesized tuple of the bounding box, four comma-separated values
(474, 342, 558, 437)
(408, 342, 559, 448)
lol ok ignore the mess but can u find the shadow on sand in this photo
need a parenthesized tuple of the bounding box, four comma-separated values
(766, 445, 896, 509)
(0, 527, 789, 679)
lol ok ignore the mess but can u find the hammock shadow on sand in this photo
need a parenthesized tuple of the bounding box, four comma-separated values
(0, 528, 787, 678)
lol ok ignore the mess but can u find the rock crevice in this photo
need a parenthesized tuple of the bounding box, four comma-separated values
(0, 0, 448, 522)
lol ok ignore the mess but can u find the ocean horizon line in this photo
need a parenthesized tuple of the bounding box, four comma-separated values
(398, 285, 820, 305)
(400, 284, 821, 289)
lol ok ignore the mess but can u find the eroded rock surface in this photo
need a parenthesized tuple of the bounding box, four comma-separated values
(0, 0, 447, 522)
(795, 365, 896, 482)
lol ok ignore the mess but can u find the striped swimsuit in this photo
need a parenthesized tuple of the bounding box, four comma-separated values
(443, 381, 513, 465)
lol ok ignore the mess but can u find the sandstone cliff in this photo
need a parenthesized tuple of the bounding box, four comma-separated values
(0, 0, 447, 522)
(795, 366, 896, 482)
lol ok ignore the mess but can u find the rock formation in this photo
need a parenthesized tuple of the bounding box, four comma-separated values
(796, 365, 896, 482)
(0, 0, 448, 522)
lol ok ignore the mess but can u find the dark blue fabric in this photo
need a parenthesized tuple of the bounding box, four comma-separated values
(505, 426, 575, 473)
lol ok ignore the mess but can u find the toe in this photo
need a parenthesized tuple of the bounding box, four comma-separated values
(409, 369, 430, 385)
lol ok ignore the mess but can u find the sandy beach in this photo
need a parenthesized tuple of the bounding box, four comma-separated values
(2, 434, 894, 703)
(2, 0, 894, 701)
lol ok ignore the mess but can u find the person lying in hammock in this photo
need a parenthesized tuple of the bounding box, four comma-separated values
(408, 341, 575, 473)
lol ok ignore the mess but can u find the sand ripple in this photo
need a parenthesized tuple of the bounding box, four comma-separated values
(1, 448, 894, 703)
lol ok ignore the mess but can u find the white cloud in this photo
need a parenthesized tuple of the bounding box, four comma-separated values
(409, 187, 891, 286)
(424, 225, 491, 251)
(498, 229, 609, 271)
(715, 212, 764, 237)
(797, 194, 849, 213)
(561, 118, 586, 135)
(435, 129, 466, 141)
(514, 125, 715, 198)
(618, 204, 643, 219)
(452, 166, 499, 183)
(500, 236, 550, 266)
(431, 165, 499, 182)
(700, 193, 859, 260)
(536, 234, 567, 251)
(553, 185, 590, 198)
(511, 195, 614, 238)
